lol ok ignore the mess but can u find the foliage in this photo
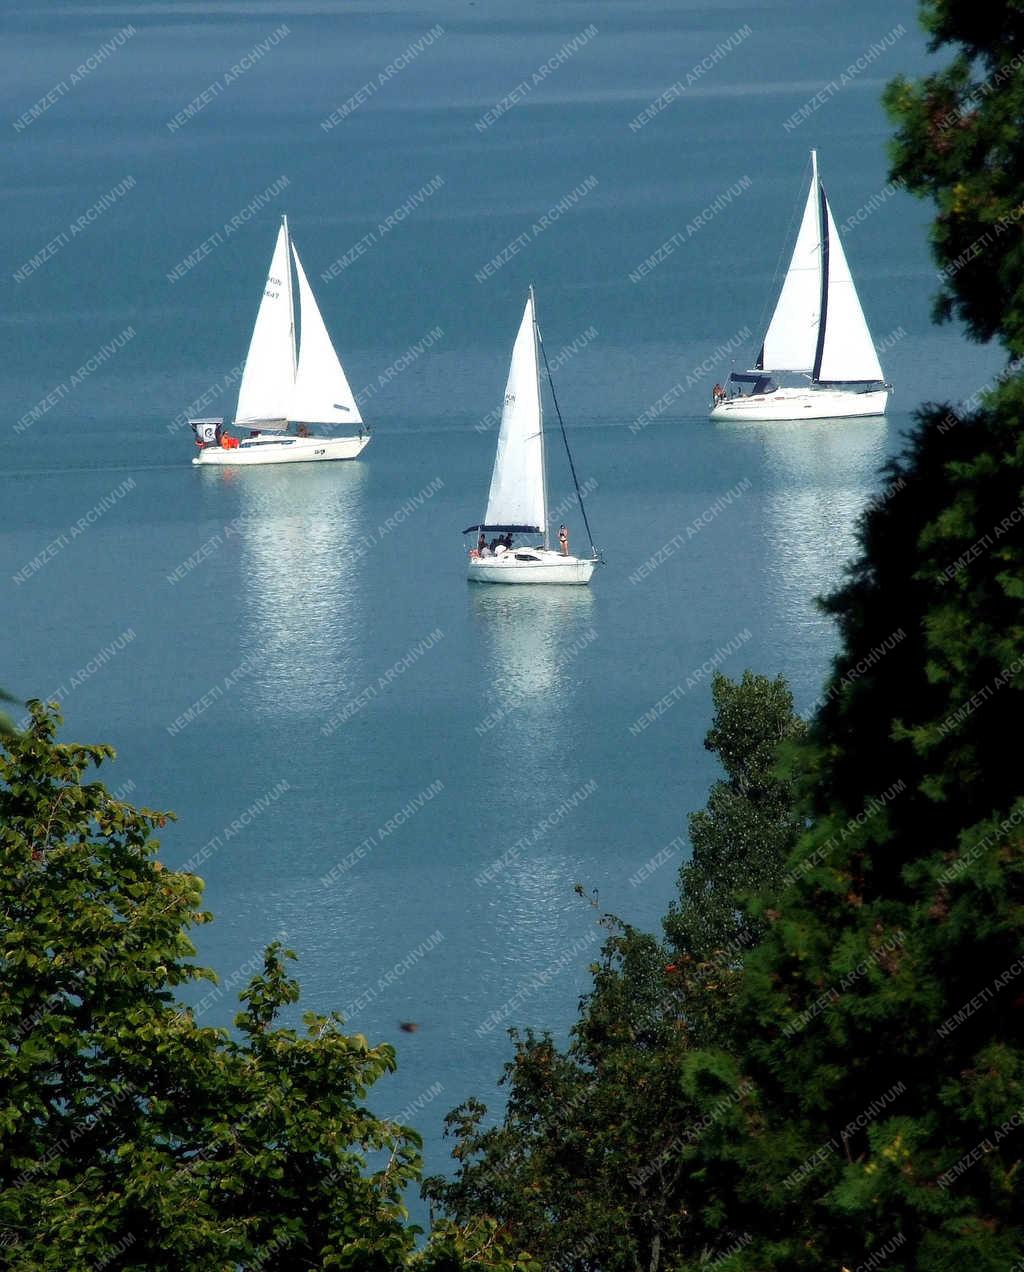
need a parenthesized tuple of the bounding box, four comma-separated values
(884, 0, 1024, 349)
(427, 673, 804, 1271)
(663, 670, 806, 991)
(716, 389, 1024, 1270)
(0, 703, 524, 1271)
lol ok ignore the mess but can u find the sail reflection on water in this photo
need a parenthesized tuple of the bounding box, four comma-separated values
(744, 415, 890, 637)
(470, 585, 596, 756)
(467, 585, 601, 981)
(226, 464, 368, 716)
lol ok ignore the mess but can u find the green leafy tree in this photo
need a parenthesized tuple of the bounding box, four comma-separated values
(427, 673, 803, 1272)
(884, 1, 1024, 347)
(0, 703, 532, 1271)
(664, 670, 806, 982)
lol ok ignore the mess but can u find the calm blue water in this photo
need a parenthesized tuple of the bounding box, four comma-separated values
(1, 0, 1004, 1213)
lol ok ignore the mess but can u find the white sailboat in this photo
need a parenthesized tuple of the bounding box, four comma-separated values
(191, 215, 370, 465)
(465, 287, 599, 585)
(710, 151, 891, 422)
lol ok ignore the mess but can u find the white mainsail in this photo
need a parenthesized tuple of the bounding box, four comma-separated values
(758, 152, 884, 385)
(290, 243, 363, 426)
(816, 197, 885, 383)
(483, 293, 546, 534)
(235, 223, 295, 429)
(760, 176, 821, 374)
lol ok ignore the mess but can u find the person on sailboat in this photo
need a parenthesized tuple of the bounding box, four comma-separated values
(558, 525, 569, 555)
(477, 532, 487, 555)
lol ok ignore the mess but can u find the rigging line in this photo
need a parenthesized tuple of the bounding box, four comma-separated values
(537, 324, 599, 558)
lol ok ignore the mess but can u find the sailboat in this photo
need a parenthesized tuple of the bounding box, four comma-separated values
(464, 287, 599, 585)
(710, 151, 891, 422)
(190, 215, 370, 465)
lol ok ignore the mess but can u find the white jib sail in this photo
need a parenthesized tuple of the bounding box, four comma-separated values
(290, 243, 363, 426)
(815, 196, 885, 383)
(760, 177, 822, 374)
(235, 224, 295, 429)
(484, 294, 546, 534)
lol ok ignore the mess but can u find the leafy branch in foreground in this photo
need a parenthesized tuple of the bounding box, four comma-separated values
(0, 703, 530, 1271)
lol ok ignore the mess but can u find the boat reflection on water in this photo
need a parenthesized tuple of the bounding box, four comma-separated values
(470, 584, 596, 762)
(468, 583, 599, 975)
(718, 414, 890, 651)
(207, 462, 368, 717)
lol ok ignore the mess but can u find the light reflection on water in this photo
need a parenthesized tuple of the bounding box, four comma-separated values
(470, 583, 596, 705)
(201, 461, 369, 718)
(717, 415, 890, 643)
(466, 583, 601, 974)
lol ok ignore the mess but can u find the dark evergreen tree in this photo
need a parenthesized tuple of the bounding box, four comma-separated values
(696, 2, 1024, 1263)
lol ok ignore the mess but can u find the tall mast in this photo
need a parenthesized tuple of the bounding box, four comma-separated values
(810, 149, 830, 384)
(282, 214, 298, 382)
(530, 283, 549, 549)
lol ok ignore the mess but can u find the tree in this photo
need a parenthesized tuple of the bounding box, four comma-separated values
(884, 1, 1024, 348)
(0, 703, 533, 1271)
(427, 673, 803, 1272)
(686, 6, 1024, 1265)
(664, 670, 805, 984)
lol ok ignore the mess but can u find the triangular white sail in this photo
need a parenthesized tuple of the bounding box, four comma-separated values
(759, 155, 884, 385)
(290, 243, 363, 426)
(235, 224, 295, 430)
(483, 294, 546, 534)
(760, 177, 821, 374)
(815, 196, 885, 383)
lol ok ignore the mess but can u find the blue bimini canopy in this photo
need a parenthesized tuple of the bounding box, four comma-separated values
(462, 524, 540, 535)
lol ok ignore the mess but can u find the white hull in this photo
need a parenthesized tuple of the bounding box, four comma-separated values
(710, 386, 888, 422)
(193, 434, 371, 466)
(468, 548, 597, 586)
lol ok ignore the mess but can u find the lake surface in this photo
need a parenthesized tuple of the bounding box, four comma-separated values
(1, 0, 1004, 1212)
